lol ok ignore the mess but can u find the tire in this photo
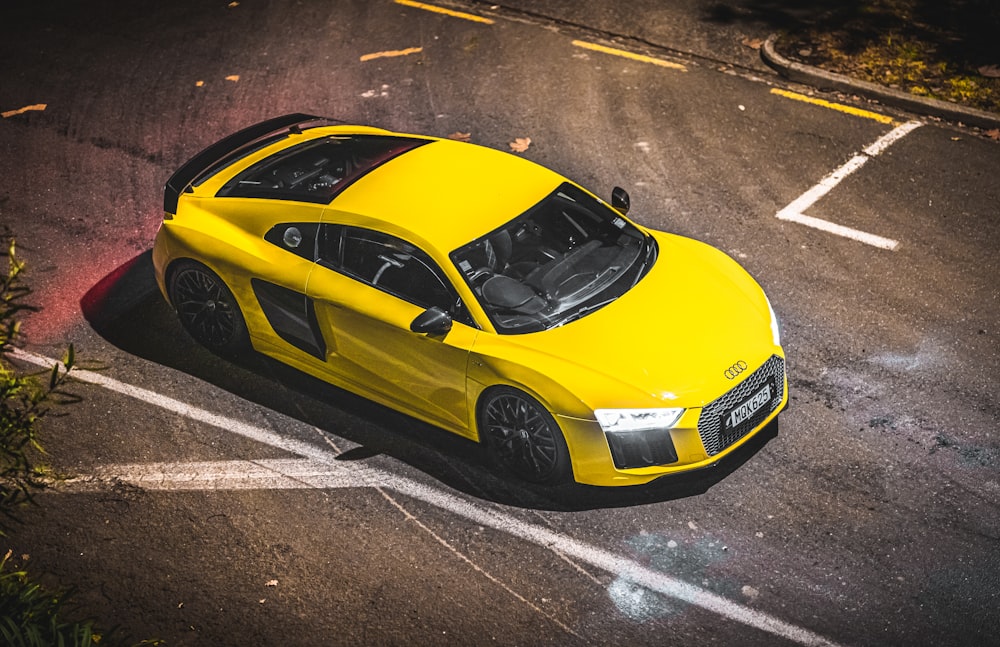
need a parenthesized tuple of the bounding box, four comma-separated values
(478, 387, 571, 485)
(168, 260, 250, 356)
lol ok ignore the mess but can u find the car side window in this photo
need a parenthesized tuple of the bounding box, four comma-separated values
(321, 226, 474, 327)
(264, 223, 319, 261)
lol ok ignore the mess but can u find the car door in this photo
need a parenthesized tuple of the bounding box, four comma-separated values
(306, 225, 479, 436)
(198, 197, 328, 364)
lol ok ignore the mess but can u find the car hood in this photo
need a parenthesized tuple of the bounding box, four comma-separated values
(494, 231, 779, 411)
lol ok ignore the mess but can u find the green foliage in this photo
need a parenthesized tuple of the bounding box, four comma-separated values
(780, 0, 1000, 113)
(0, 237, 151, 645)
(0, 238, 34, 356)
(0, 237, 76, 517)
(0, 551, 99, 647)
(1, 550, 164, 646)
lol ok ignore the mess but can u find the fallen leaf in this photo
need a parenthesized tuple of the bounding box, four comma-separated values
(741, 36, 763, 50)
(986, 129, 1000, 141)
(447, 132, 471, 142)
(360, 47, 422, 62)
(228, 1, 239, 7)
(1, 103, 47, 118)
(977, 64, 1000, 78)
(195, 80, 205, 87)
(225, 75, 240, 82)
(265, 579, 278, 587)
(509, 137, 531, 153)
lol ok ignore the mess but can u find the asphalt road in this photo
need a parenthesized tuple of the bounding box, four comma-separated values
(1, 1, 998, 646)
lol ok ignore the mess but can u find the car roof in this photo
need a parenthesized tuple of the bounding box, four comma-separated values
(328, 135, 565, 254)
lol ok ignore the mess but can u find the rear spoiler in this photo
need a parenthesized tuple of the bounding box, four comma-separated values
(163, 113, 331, 214)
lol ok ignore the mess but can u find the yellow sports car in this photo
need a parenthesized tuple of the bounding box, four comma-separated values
(153, 114, 786, 487)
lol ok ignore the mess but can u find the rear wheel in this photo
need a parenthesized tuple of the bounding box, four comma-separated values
(479, 387, 570, 484)
(168, 261, 249, 356)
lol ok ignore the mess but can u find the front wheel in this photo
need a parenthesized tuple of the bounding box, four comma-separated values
(478, 387, 571, 485)
(168, 260, 249, 356)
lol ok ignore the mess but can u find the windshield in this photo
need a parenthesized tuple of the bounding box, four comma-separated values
(451, 183, 656, 333)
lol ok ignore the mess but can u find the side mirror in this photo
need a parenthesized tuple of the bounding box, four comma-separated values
(611, 187, 630, 215)
(410, 306, 453, 336)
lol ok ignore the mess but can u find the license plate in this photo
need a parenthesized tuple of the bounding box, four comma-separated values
(723, 383, 772, 431)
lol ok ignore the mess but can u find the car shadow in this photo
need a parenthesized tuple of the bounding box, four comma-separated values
(80, 251, 778, 511)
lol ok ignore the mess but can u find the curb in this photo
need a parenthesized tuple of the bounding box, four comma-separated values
(761, 34, 1000, 131)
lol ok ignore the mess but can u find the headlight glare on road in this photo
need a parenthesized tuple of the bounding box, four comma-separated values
(595, 408, 684, 432)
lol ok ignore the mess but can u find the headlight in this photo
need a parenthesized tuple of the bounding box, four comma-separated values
(765, 295, 781, 347)
(594, 408, 684, 432)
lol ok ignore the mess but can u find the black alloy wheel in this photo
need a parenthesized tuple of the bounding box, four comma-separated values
(479, 387, 570, 484)
(169, 261, 249, 356)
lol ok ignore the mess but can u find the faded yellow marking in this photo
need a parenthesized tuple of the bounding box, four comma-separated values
(360, 47, 423, 62)
(770, 88, 896, 124)
(2, 104, 47, 118)
(394, 0, 494, 24)
(572, 40, 686, 71)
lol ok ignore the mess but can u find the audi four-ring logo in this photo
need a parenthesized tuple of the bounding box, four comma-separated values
(724, 360, 748, 379)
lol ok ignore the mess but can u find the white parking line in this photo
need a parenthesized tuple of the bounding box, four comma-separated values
(13, 348, 845, 647)
(67, 458, 386, 491)
(776, 120, 922, 250)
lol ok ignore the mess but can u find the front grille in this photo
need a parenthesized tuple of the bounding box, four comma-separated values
(697, 355, 785, 456)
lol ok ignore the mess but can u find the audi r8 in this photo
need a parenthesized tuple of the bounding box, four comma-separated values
(153, 113, 787, 487)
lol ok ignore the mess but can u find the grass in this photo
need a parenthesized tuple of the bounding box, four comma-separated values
(0, 551, 100, 647)
(777, 0, 1000, 114)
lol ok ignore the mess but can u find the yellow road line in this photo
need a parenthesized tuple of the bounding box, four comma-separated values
(360, 47, 424, 62)
(394, 0, 494, 24)
(572, 40, 686, 71)
(770, 88, 895, 124)
(1, 103, 47, 118)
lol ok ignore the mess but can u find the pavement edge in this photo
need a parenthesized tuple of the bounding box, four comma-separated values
(761, 33, 1000, 131)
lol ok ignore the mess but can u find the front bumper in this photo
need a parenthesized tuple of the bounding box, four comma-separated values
(560, 355, 788, 487)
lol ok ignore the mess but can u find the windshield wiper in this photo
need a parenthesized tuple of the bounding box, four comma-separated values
(554, 297, 617, 327)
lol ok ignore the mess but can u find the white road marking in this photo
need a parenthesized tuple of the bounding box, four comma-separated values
(67, 458, 385, 491)
(377, 486, 586, 640)
(13, 348, 845, 647)
(776, 120, 922, 250)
